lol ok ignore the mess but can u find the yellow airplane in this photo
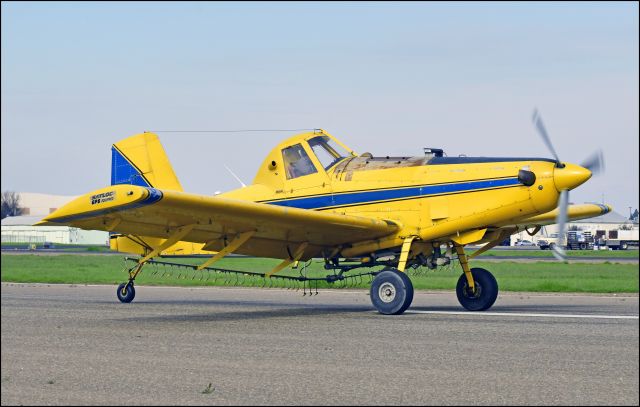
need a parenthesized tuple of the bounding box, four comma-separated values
(36, 111, 608, 314)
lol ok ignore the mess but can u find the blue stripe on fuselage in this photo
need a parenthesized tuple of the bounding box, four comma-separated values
(266, 177, 521, 210)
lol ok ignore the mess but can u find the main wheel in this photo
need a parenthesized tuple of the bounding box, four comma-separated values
(117, 282, 135, 303)
(370, 269, 414, 315)
(456, 268, 498, 311)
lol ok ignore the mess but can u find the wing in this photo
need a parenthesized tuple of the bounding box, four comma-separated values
(511, 203, 612, 228)
(36, 184, 399, 260)
(455, 203, 612, 258)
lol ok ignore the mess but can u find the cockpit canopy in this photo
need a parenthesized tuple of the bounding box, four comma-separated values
(281, 135, 352, 179)
(253, 130, 356, 187)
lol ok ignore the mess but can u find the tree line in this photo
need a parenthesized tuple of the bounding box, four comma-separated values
(1, 191, 23, 219)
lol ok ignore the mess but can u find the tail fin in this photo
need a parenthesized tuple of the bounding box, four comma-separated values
(111, 132, 183, 191)
(109, 132, 194, 255)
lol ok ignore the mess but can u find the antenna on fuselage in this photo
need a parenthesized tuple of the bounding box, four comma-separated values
(223, 164, 247, 188)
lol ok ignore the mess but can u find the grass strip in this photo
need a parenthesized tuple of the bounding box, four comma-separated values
(2, 254, 637, 293)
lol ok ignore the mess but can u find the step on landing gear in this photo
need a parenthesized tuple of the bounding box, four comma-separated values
(370, 268, 414, 315)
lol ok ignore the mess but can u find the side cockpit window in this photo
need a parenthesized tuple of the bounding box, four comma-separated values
(308, 135, 350, 170)
(282, 144, 318, 179)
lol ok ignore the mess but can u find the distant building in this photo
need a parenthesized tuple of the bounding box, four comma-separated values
(1, 193, 108, 245)
(544, 209, 633, 235)
(15, 192, 79, 217)
(511, 209, 635, 245)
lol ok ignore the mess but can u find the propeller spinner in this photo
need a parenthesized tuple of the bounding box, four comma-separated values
(531, 109, 604, 261)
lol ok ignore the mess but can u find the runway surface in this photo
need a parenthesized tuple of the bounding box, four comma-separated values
(1, 283, 638, 405)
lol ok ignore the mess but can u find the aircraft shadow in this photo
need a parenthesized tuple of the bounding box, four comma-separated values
(112, 304, 373, 323)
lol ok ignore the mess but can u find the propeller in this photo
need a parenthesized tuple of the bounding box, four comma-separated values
(531, 109, 605, 261)
(532, 109, 562, 167)
(552, 189, 568, 261)
(580, 149, 605, 176)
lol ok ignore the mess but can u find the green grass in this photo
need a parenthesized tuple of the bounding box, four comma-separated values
(1, 254, 638, 293)
(1, 242, 111, 252)
(3, 242, 637, 257)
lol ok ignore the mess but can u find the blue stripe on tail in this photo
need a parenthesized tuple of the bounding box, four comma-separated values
(111, 146, 151, 187)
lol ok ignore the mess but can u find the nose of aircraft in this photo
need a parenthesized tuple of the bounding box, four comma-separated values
(553, 163, 592, 192)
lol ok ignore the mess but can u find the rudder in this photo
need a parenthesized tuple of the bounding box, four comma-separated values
(111, 132, 183, 191)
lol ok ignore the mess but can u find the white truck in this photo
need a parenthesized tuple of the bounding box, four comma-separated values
(538, 231, 595, 251)
(596, 229, 639, 250)
(537, 233, 562, 250)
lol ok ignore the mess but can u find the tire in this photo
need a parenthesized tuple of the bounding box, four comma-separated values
(117, 282, 135, 303)
(370, 269, 414, 315)
(456, 268, 498, 311)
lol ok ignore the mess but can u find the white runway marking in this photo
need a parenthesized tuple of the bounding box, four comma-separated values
(405, 310, 639, 320)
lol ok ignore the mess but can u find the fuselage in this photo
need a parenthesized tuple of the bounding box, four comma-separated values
(38, 129, 594, 260)
(219, 130, 591, 257)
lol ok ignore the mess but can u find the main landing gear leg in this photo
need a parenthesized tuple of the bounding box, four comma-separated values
(454, 244, 498, 311)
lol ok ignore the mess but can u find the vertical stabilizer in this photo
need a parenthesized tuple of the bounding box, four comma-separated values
(111, 132, 183, 191)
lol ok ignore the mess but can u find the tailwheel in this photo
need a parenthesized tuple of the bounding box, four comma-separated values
(456, 267, 498, 311)
(117, 282, 136, 303)
(370, 268, 414, 315)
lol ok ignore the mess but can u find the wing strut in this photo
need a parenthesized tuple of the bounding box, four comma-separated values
(196, 231, 255, 270)
(138, 224, 196, 263)
(266, 242, 309, 278)
(468, 229, 514, 259)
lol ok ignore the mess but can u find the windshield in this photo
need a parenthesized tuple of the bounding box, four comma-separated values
(282, 143, 318, 179)
(308, 136, 350, 170)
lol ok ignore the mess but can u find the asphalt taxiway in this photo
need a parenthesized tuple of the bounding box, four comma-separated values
(1, 283, 638, 405)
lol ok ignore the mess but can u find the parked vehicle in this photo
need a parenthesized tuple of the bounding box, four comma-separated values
(514, 239, 536, 246)
(596, 229, 639, 250)
(538, 231, 594, 250)
(538, 233, 561, 250)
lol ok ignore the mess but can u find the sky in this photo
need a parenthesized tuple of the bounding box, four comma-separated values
(1, 2, 638, 216)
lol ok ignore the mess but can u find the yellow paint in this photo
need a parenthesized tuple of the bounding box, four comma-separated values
(196, 231, 254, 270)
(138, 224, 195, 263)
(451, 229, 487, 245)
(468, 229, 514, 259)
(114, 133, 183, 191)
(514, 203, 612, 227)
(454, 244, 475, 291)
(266, 242, 308, 277)
(397, 236, 417, 272)
(38, 130, 608, 268)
